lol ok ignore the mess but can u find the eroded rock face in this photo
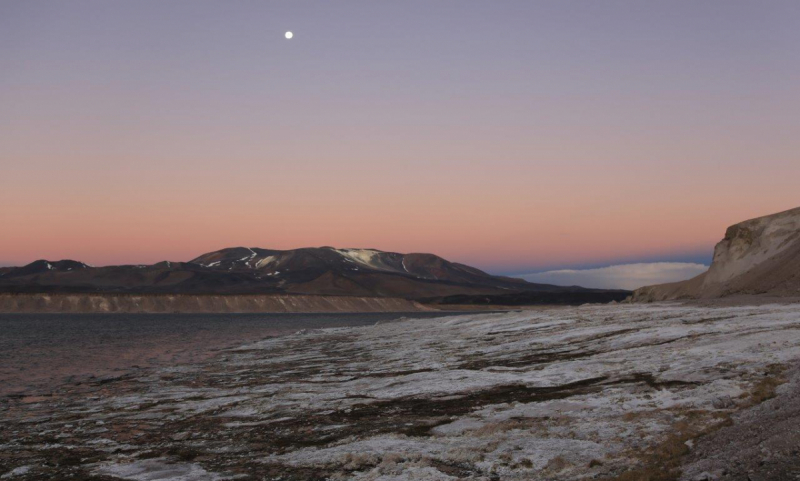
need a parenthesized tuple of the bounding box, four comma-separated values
(632, 206, 800, 301)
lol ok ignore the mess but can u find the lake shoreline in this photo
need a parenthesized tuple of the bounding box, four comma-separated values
(0, 311, 460, 398)
(0, 293, 432, 313)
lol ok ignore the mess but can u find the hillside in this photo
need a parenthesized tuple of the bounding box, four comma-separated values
(0, 247, 627, 307)
(632, 206, 800, 301)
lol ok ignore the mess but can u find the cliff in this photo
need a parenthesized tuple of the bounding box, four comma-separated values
(631, 206, 800, 302)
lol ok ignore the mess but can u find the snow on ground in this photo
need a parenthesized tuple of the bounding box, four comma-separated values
(3, 303, 800, 480)
(94, 459, 234, 481)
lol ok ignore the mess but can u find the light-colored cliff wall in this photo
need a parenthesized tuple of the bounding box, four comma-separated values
(632, 206, 800, 302)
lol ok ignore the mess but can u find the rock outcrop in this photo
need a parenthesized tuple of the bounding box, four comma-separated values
(632, 206, 800, 301)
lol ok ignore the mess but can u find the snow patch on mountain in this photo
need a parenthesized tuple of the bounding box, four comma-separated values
(255, 256, 277, 269)
(334, 249, 384, 269)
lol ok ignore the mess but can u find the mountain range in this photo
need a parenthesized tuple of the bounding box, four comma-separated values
(0, 247, 628, 305)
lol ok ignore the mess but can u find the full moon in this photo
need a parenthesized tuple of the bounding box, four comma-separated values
(285, 31, 293, 39)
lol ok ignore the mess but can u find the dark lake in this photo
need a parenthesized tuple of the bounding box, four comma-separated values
(0, 311, 458, 398)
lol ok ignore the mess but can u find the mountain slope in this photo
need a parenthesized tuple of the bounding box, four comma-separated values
(0, 247, 626, 303)
(189, 247, 540, 294)
(631, 206, 800, 301)
(2, 260, 90, 278)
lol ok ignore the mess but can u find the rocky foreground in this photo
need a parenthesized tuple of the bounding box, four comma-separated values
(3, 304, 800, 480)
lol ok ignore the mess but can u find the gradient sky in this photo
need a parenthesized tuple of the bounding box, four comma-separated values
(2, 1, 799, 274)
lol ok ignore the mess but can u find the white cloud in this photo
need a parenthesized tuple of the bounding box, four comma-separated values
(517, 262, 709, 290)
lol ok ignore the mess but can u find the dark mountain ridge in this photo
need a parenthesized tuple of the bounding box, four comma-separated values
(0, 247, 628, 303)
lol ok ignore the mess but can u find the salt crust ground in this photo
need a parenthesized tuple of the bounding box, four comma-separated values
(2, 303, 800, 480)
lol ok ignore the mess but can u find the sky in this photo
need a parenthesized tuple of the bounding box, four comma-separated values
(1, 1, 799, 278)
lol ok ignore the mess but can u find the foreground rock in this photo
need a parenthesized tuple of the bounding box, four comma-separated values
(632, 206, 800, 302)
(2, 304, 800, 480)
(680, 363, 800, 480)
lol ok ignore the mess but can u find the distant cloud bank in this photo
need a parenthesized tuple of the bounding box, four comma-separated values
(517, 262, 709, 290)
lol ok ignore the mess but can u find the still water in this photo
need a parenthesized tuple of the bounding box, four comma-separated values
(0, 311, 457, 397)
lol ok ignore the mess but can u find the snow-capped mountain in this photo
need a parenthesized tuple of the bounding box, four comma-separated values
(0, 247, 628, 303)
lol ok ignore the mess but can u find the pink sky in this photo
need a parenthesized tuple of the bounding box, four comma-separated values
(2, 2, 799, 273)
